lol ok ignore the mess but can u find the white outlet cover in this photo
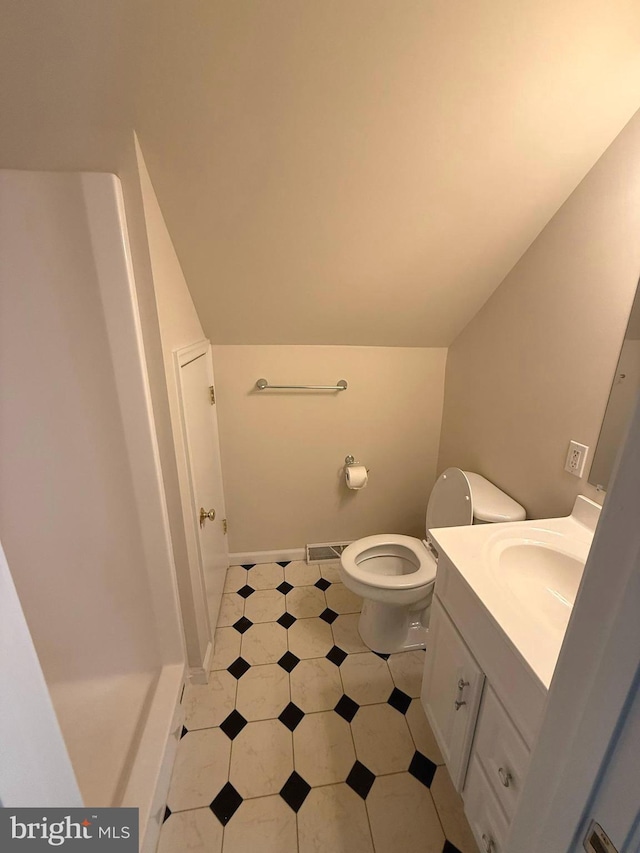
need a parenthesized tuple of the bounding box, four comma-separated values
(565, 440, 589, 478)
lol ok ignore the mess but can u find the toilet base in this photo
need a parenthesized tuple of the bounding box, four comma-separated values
(358, 599, 430, 654)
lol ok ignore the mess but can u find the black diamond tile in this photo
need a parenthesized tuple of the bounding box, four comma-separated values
(279, 771, 311, 813)
(278, 702, 305, 731)
(442, 841, 463, 853)
(210, 782, 243, 825)
(326, 645, 348, 666)
(232, 616, 253, 634)
(278, 651, 300, 672)
(163, 806, 172, 823)
(220, 709, 248, 740)
(180, 725, 188, 739)
(227, 656, 251, 679)
(334, 694, 359, 722)
(346, 760, 376, 799)
(277, 612, 297, 629)
(241, 564, 255, 570)
(237, 584, 255, 599)
(276, 560, 291, 567)
(315, 577, 331, 591)
(374, 651, 390, 660)
(388, 687, 412, 714)
(319, 607, 339, 624)
(408, 750, 437, 788)
(277, 581, 294, 594)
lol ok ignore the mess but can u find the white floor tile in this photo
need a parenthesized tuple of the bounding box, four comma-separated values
(217, 594, 244, 628)
(184, 670, 237, 730)
(247, 563, 284, 589)
(222, 796, 297, 853)
(430, 765, 479, 853)
(229, 719, 293, 799)
(293, 711, 355, 786)
(367, 773, 445, 853)
(235, 664, 290, 721)
(325, 583, 362, 614)
(331, 614, 368, 653)
(166, 729, 231, 812)
(339, 652, 394, 705)
(351, 703, 414, 775)
(284, 560, 321, 586)
(298, 784, 374, 853)
(223, 565, 248, 594)
(241, 622, 288, 665)
(210, 627, 242, 671)
(388, 649, 425, 698)
(158, 808, 223, 853)
(244, 588, 286, 623)
(320, 563, 342, 583)
(406, 698, 444, 764)
(286, 586, 326, 618)
(288, 618, 334, 659)
(290, 657, 343, 712)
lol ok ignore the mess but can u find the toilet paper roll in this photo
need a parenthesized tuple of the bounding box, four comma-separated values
(345, 464, 368, 490)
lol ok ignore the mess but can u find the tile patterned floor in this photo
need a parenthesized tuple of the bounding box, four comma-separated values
(158, 560, 478, 853)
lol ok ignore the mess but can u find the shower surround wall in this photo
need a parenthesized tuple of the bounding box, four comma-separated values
(212, 345, 447, 558)
(0, 170, 185, 850)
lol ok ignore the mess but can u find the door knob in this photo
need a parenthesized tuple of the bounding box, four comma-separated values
(200, 507, 216, 527)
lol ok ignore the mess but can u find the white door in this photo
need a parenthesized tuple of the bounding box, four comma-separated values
(175, 341, 229, 628)
(421, 596, 485, 790)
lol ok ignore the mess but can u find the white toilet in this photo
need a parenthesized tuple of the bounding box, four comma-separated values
(339, 468, 525, 654)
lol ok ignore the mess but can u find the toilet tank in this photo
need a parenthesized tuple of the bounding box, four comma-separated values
(463, 471, 526, 523)
(426, 468, 525, 532)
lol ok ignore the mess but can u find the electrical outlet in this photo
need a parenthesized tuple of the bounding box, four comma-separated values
(565, 440, 589, 478)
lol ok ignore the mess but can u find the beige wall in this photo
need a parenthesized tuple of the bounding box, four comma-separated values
(438, 111, 640, 519)
(136, 138, 212, 671)
(212, 346, 447, 553)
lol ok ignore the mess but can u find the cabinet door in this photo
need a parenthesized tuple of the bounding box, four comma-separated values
(421, 595, 485, 790)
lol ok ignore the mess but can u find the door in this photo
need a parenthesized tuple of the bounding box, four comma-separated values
(421, 596, 485, 790)
(175, 341, 228, 628)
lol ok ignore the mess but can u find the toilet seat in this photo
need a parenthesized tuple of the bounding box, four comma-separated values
(340, 534, 436, 591)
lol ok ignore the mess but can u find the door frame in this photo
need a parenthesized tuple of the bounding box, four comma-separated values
(508, 392, 640, 851)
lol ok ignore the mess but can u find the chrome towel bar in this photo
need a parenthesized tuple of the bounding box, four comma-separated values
(255, 378, 347, 391)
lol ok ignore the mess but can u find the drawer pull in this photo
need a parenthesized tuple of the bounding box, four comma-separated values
(498, 766, 512, 788)
(481, 833, 495, 852)
(454, 677, 470, 711)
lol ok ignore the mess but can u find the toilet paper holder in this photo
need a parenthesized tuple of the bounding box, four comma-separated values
(344, 455, 370, 473)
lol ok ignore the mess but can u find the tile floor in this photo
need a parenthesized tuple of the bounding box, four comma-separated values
(158, 560, 478, 853)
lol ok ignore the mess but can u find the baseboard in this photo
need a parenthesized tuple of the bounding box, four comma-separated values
(228, 547, 306, 566)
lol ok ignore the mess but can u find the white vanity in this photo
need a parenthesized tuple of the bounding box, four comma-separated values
(421, 496, 601, 852)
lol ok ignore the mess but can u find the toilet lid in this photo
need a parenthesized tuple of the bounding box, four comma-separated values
(426, 468, 473, 531)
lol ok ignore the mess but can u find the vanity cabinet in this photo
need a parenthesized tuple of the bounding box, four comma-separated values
(422, 556, 543, 853)
(420, 597, 485, 790)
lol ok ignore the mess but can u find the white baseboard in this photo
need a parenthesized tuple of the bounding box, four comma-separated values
(228, 548, 306, 566)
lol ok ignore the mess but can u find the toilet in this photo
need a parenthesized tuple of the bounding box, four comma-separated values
(339, 468, 525, 654)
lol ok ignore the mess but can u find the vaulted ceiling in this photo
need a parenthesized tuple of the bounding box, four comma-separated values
(3, 1, 640, 345)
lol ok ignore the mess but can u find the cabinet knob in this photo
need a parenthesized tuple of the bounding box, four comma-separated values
(498, 766, 512, 788)
(481, 833, 495, 852)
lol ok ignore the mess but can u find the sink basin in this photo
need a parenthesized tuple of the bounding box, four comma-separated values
(487, 530, 590, 633)
(428, 496, 601, 688)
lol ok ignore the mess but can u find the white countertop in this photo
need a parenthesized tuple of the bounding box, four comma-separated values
(429, 496, 600, 689)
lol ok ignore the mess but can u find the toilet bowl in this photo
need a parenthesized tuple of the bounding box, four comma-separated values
(339, 468, 525, 654)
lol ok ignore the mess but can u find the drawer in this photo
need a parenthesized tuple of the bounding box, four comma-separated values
(472, 685, 530, 820)
(463, 755, 510, 853)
